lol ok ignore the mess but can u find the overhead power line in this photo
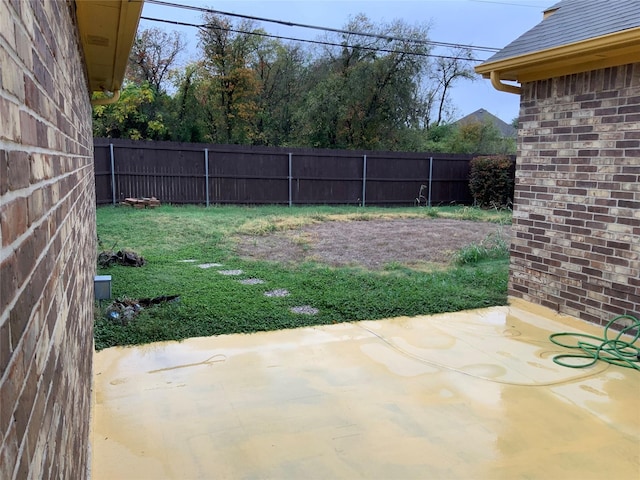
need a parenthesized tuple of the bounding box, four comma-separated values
(145, 0, 502, 53)
(141, 16, 487, 62)
(469, 0, 546, 8)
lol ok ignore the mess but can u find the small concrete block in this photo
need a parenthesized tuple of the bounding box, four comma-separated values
(197, 263, 223, 269)
(290, 306, 319, 315)
(218, 270, 243, 276)
(238, 278, 265, 285)
(264, 289, 290, 297)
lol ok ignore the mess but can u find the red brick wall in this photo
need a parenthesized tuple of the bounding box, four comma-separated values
(0, 0, 96, 478)
(512, 63, 640, 325)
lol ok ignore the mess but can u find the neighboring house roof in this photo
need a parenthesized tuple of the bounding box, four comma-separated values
(475, 0, 640, 91)
(75, 0, 143, 99)
(454, 109, 516, 138)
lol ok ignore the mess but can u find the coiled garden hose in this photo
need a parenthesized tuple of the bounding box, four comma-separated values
(549, 314, 640, 370)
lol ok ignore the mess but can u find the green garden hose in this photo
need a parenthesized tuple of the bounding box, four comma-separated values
(549, 314, 640, 370)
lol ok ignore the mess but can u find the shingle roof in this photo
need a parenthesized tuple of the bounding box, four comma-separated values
(485, 0, 640, 63)
(454, 109, 517, 138)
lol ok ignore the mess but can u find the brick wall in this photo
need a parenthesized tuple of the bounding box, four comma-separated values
(0, 1, 96, 478)
(512, 63, 640, 325)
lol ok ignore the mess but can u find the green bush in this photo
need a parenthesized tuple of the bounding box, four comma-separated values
(469, 155, 514, 208)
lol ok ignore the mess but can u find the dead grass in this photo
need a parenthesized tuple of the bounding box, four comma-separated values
(235, 217, 512, 270)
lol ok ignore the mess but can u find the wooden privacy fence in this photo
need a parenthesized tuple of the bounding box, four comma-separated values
(94, 138, 503, 206)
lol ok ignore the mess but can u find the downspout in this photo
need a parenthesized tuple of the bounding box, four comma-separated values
(91, 89, 121, 106)
(490, 71, 521, 95)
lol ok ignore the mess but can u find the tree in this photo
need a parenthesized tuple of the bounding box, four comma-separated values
(252, 42, 307, 146)
(197, 14, 265, 144)
(424, 120, 516, 155)
(127, 28, 185, 93)
(92, 83, 168, 139)
(93, 28, 186, 141)
(428, 47, 476, 127)
(92, 15, 482, 150)
(167, 62, 208, 142)
(294, 15, 432, 150)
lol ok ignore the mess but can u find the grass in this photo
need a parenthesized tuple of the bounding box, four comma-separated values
(94, 204, 511, 350)
(454, 226, 510, 265)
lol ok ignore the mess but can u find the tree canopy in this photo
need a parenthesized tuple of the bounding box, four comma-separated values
(93, 15, 514, 154)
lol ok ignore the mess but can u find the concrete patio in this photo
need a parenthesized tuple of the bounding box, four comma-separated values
(91, 299, 639, 479)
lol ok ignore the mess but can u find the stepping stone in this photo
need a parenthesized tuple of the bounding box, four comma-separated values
(264, 289, 290, 297)
(197, 263, 223, 269)
(218, 269, 243, 276)
(178, 259, 198, 263)
(238, 278, 265, 285)
(290, 306, 319, 315)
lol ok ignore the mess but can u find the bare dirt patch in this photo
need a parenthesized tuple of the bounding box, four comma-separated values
(235, 218, 511, 270)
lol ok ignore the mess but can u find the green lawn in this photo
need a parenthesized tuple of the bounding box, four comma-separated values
(94, 205, 511, 350)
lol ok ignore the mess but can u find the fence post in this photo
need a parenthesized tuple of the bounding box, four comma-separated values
(288, 153, 293, 207)
(109, 143, 116, 205)
(204, 148, 210, 207)
(362, 155, 367, 207)
(428, 156, 433, 207)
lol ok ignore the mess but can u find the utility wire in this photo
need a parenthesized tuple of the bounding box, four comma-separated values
(469, 0, 546, 8)
(145, 0, 501, 53)
(141, 16, 486, 62)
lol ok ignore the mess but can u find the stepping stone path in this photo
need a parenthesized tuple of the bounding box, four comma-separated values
(264, 289, 290, 298)
(290, 306, 319, 315)
(238, 278, 265, 285)
(218, 269, 243, 276)
(182, 261, 320, 318)
(197, 263, 223, 269)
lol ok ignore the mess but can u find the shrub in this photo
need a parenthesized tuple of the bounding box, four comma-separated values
(469, 155, 514, 208)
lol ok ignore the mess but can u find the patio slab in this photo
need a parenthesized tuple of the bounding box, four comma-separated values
(91, 299, 639, 479)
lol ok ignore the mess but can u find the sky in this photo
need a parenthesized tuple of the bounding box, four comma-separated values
(139, 0, 553, 124)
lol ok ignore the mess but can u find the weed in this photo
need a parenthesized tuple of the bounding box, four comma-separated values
(351, 213, 373, 221)
(236, 214, 321, 236)
(291, 234, 312, 251)
(415, 184, 428, 207)
(454, 227, 510, 265)
(383, 261, 406, 271)
(437, 205, 511, 224)
(422, 207, 440, 218)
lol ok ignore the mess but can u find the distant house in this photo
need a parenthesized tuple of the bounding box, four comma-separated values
(475, 0, 640, 325)
(0, 1, 142, 478)
(454, 108, 517, 138)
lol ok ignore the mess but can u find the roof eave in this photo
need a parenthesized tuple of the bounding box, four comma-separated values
(475, 26, 640, 86)
(75, 0, 144, 95)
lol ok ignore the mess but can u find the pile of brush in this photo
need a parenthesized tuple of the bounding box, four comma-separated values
(105, 295, 180, 325)
(98, 249, 146, 268)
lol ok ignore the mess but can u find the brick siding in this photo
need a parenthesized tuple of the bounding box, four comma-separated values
(512, 63, 640, 325)
(0, 1, 96, 478)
